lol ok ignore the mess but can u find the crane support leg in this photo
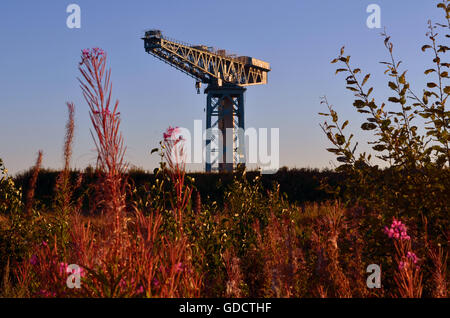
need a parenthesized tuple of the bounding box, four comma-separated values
(205, 85, 246, 172)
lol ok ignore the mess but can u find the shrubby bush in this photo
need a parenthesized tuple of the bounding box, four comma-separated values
(319, 1, 449, 241)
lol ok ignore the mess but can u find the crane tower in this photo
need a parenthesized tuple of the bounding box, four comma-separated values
(142, 30, 270, 172)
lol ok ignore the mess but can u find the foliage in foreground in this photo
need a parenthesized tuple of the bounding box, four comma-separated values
(0, 155, 447, 297)
(319, 0, 449, 261)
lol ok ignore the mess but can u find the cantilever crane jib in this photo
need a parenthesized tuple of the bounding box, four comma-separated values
(142, 30, 270, 88)
(142, 29, 270, 172)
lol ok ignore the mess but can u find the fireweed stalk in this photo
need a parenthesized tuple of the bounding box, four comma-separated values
(384, 218, 423, 297)
(162, 126, 192, 232)
(25, 151, 43, 218)
(53, 102, 80, 249)
(77, 51, 201, 298)
(78, 48, 127, 236)
(54, 103, 75, 210)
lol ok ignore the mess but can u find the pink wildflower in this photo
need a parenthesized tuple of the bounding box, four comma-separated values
(80, 48, 105, 64)
(71, 266, 85, 278)
(398, 252, 420, 271)
(82, 49, 90, 59)
(384, 218, 410, 240)
(30, 254, 38, 266)
(59, 262, 68, 275)
(163, 126, 180, 141)
(407, 251, 419, 264)
(136, 285, 144, 294)
(38, 289, 56, 297)
(175, 262, 184, 273)
(58, 262, 85, 277)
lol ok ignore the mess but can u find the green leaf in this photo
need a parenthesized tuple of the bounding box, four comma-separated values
(362, 74, 370, 86)
(330, 110, 338, 122)
(419, 112, 431, 119)
(424, 69, 436, 75)
(353, 100, 365, 108)
(151, 148, 159, 154)
(361, 122, 377, 130)
(341, 120, 349, 130)
(388, 81, 398, 90)
(388, 97, 400, 103)
(444, 86, 450, 95)
(381, 119, 391, 129)
(336, 134, 345, 146)
(399, 72, 406, 84)
(372, 144, 386, 151)
(437, 45, 450, 53)
(422, 45, 432, 52)
(427, 82, 438, 88)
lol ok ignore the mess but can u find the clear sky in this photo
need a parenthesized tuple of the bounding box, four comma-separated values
(0, 0, 444, 175)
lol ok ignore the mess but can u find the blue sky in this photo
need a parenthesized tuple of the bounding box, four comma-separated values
(0, 0, 444, 174)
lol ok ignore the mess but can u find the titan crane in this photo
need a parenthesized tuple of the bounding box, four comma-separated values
(142, 30, 270, 172)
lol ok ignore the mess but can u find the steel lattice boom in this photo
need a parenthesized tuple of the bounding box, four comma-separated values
(142, 30, 270, 88)
(142, 30, 270, 172)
